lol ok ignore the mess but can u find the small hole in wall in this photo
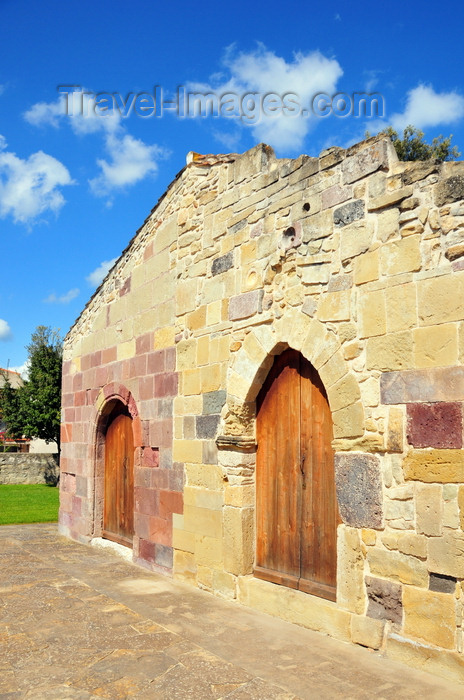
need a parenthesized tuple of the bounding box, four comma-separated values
(283, 226, 296, 244)
(303, 202, 310, 212)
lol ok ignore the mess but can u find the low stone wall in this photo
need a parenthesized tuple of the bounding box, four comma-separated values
(0, 453, 59, 485)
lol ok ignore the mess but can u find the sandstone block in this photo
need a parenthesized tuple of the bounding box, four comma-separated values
(317, 290, 351, 322)
(173, 549, 197, 583)
(340, 220, 374, 261)
(403, 586, 456, 649)
(335, 453, 382, 528)
(386, 284, 416, 332)
(368, 185, 413, 211)
(404, 450, 464, 483)
(459, 486, 464, 530)
(413, 324, 458, 368)
(358, 288, 386, 338)
(237, 576, 351, 643)
(366, 331, 413, 371)
(381, 532, 427, 559)
(415, 483, 443, 536)
(337, 526, 366, 614)
(387, 407, 404, 453)
(418, 272, 464, 325)
(223, 505, 254, 576)
(343, 140, 389, 184)
(367, 547, 428, 586)
(351, 614, 385, 650)
(354, 249, 379, 285)
(332, 401, 364, 439)
(380, 236, 421, 276)
(329, 373, 361, 412)
(428, 529, 464, 578)
(376, 207, 399, 243)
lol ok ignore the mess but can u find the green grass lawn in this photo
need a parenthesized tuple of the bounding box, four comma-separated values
(0, 484, 59, 525)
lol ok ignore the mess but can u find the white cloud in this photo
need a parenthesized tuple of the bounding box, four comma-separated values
(44, 288, 80, 304)
(86, 258, 118, 287)
(89, 132, 165, 197)
(188, 44, 343, 152)
(0, 136, 73, 224)
(24, 90, 164, 198)
(24, 90, 121, 135)
(391, 84, 464, 131)
(0, 319, 12, 341)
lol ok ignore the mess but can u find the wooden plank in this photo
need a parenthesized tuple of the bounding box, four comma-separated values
(103, 412, 134, 547)
(256, 349, 300, 580)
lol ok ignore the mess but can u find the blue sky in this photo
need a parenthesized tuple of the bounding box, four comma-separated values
(1, 0, 464, 372)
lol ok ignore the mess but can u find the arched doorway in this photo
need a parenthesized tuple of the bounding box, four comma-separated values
(102, 404, 134, 548)
(254, 348, 340, 601)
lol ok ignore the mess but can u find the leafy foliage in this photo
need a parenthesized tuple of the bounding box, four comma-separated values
(367, 125, 460, 162)
(0, 326, 63, 451)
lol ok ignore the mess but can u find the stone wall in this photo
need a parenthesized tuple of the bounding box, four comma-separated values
(0, 453, 59, 485)
(60, 136, 464, 682)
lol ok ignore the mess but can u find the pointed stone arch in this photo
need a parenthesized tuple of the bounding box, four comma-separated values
(222, 310, 364, 443)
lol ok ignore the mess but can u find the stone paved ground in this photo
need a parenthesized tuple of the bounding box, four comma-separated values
(0, 524, 462, 699)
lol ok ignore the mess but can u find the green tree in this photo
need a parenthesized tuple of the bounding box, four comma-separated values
(367, 125, 460, 161)
(0, 326, 63, 454)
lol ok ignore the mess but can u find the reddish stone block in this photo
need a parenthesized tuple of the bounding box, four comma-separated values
(132, 354, 147, 378)
(62, 360, 72, 375)
(102, 346, 117, 365)
(119, 275, 131, 297)
(81, 354, 92, 371)
(139, 376, 154, 401)
(143, 241, 154, 260)
(138, 538, 156, 562)
(62, 393, 74, 408)
(165, 347, 176, 372)
(135, 466, 152, 488)
(147, 350, 165, 375)
(82, 369, 96, 391)
(142, 446, 160, 467)
(155, 372, 178, 397)
(90, 351, 102, 368)
(149, 419, 173, 448)
(159, 489, 183, 518)
(61, 423, 73, 443)
(132, 417, 143, 448)
(72, 496, 82, 516)
(136, 332, 152, 355)
(72, 374, 83, 392)
(151, 468, 169, 490)
(75, 390, 86, 407)
(61, 472, 76, 494)
(134, 486, 159, 516)
(149, 516, 172, 546)
(95, 366, 108, 387)
(134, 513, 150, 539)
(407, 402, 463, 448)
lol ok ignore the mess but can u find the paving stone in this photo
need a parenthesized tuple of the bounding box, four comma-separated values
(0, 524, 462, 699)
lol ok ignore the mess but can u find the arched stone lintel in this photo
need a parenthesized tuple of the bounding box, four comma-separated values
(224, 313, 365, 441)
(94, 382, 142, 448)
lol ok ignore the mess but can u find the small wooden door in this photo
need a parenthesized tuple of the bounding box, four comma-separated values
(255, 349, 339, 601)
(103, 411, 134, 548)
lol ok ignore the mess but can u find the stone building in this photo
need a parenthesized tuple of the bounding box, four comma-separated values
(60, 135, 464, 682)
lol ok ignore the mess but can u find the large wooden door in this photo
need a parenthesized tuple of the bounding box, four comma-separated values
(255, 349, 339, 601)
(103, 412, 134, 548)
